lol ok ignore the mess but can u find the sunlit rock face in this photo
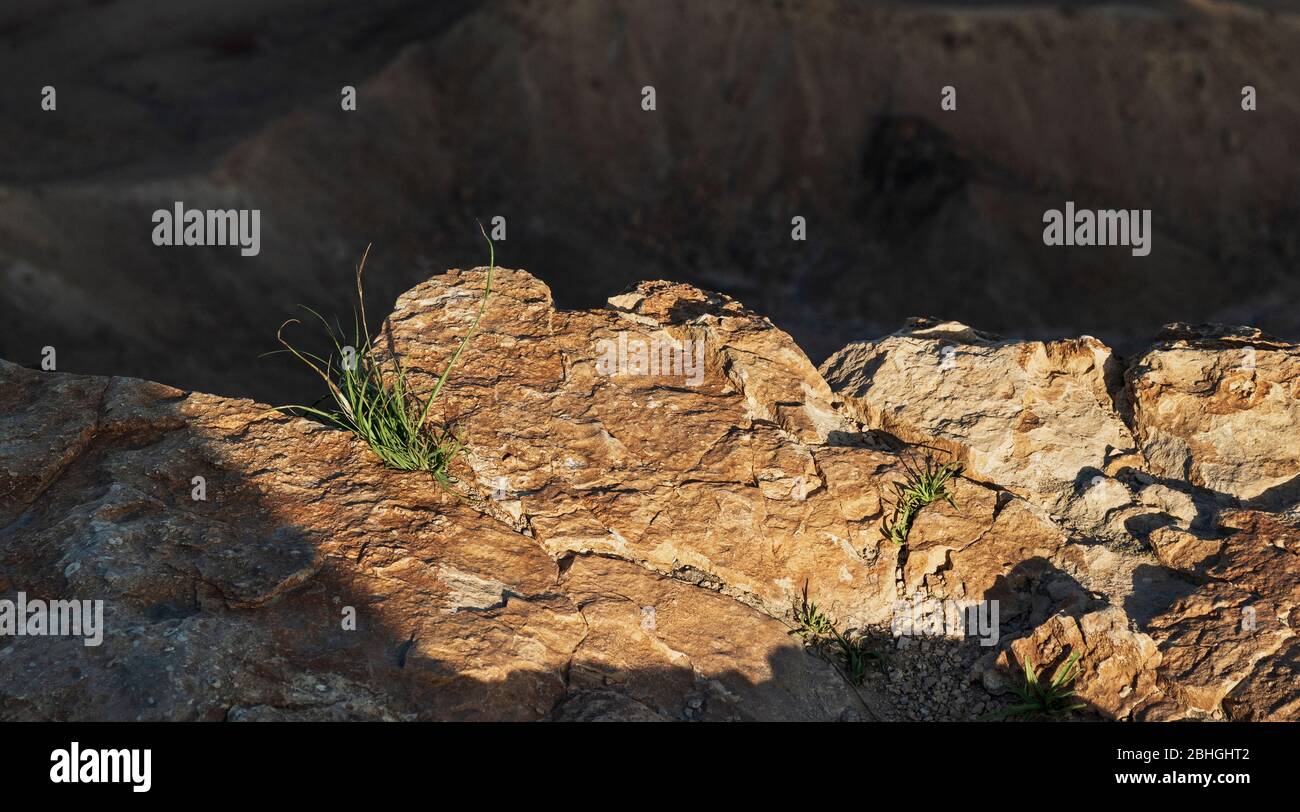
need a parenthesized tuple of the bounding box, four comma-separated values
(1, 269, 1297, 721)
(1127, 324, 1300, 509)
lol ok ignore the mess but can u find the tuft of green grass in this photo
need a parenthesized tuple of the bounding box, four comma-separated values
(268, 225, 495, 483)
(987, 650, 1087, 720)
(789, 582, 837, 645)
(789, 583, 888, 686)
(830, 626, 889, 686)
(881, 452, 962, 545)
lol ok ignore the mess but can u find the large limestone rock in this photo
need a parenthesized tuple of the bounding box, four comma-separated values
(986, 607, 1164, 721)
(0, 360, 864, 721)
(1127, 324, 1300, 508)
(819, 318, 1137, 516)
(980, 508, 1300, 722)
(817, 317, 1242, 562)
(819, 315, 1300, 720)
(1142, 510, 1300, 721)
(383, 272, 1087, 632)
(2, 270, 1297, 722)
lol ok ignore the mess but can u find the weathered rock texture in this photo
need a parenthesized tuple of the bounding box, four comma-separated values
(1143, 510, 1300, 721)
(988, 607, 1163, 721)
(1127, 324, 1300, 508)
(384, 272, 1117, 642)
(820, 318, 1136, 514)
(0, 359, 864, 721)
(2, 268, 1297, 721)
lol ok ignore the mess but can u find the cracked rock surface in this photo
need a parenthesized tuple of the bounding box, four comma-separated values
(1, 269, 1297, 720)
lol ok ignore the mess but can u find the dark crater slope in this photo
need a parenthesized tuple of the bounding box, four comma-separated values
(1, 0, 1297, 404)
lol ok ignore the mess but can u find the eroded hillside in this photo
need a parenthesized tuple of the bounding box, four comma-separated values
(2, 0, 1298, 405)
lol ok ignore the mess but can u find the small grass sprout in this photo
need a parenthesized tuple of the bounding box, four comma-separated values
(789, 583, 888, 686)
(988, 650, 1087, 720)
(882, 452, 963, 545)
(789, 582, 837, 645)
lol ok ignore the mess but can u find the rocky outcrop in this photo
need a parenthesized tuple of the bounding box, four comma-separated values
(383, 272, 1115, 640)
(1127, 324, 1300, 509)
(2, 268, 1297, 721)
(819, 318, 1137, 515)
(1143, 510, 1300, 721)
(0, 359, 863, 721)
(987, 607, 1164, 721)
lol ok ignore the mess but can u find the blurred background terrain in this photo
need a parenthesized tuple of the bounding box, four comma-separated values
(1, 0, 1298, 404)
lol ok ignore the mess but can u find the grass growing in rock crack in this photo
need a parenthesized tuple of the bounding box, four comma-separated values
(987, 650, 1086, 720)
(789, 583, 837, 644)
(789, 583, 888, 686)
(882, 452, 963, 545)
(268, 226, 495, 484)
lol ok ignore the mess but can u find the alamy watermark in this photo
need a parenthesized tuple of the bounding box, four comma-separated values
(0, 592, 103, 647)
(1241, 605, 1256, 632)
(595, 331, 705, 387)
(892, 595, 999, 646)
(1042, 202, 1151, 257)
(151, 202, 261, 256)
(50, 742, 150, 792)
